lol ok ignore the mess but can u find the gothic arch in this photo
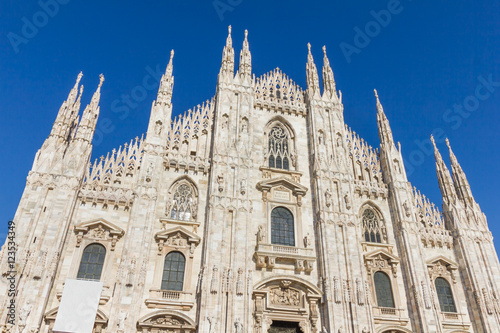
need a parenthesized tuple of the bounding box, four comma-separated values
(264, 117, 298, 170)
(137, 310, 196, 332)
(165, 176, 199, 222)
(359, 202, 387, 243)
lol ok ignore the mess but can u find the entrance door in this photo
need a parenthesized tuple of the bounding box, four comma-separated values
(268, 321, 300, 333)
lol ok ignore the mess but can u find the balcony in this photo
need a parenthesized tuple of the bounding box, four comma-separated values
(145, 289, 194, 310)
(254, 243, 316, 272)
(373, 306, 409, 326)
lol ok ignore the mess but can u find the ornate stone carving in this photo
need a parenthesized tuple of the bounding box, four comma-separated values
(269, 286, 300, 306)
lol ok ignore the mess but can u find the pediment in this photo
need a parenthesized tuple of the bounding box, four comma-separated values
(155, 226, 200, 245)
(137, 310, 195, 331)
(256, 177, 308, 196)
(364, 249, 400, 264)
(427, 255, 458, 269)
(74, 219, 124, 237)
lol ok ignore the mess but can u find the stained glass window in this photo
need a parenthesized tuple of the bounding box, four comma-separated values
(161, 252, 186, 291)
(271, 207, 295, 246)
(77, 243, 106, 281)
(374, 271, 395, 308)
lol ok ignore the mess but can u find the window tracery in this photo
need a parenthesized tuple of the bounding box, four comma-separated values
(268, 126, 291, 170)
(362, 209, 384, 243)
(166, 180, 198, 222)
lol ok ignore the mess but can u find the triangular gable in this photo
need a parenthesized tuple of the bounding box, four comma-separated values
(427, 255, 458, 269)
(257, 177, 308, 196)
(74, 218, 124, 237)
(155, 226, 201, 245)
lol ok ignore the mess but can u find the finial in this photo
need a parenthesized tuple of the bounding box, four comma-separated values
(244, 29, 248, 39)
(374, 89, 379, 99)
(307, 43, 312, 53)
(322, 45, 326, 55)
(430, 135, 437, 148)
(98, 74, 105, 87)
(228, 25, 232, 34)
(77, 71, 83, 81)
(170, 49, 174, 60)
(445, 138, 451, 149)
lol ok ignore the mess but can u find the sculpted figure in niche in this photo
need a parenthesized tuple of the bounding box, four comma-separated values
(403, 200, 411, 217)
(234, 318, 243, 333)
(257, 225, 265, 244)
(304, 233, 312, 248)
(325, 189, 332, 207)
(155, 120, 163, 135)
(344, 194, 352, 210)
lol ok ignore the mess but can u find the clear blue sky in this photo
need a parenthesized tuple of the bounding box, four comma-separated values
(1, 0, 499, 247)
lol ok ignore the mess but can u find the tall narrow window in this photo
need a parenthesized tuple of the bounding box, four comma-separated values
(77, 243, 106, 281)
(271, 207, 295, 246)
(362, 209, 382, 243)
(435, 277, 456, 313)
(268, 126, 291, 170)
(170, 183, 194, 221)
(161, 252, 186, 291)
(374, 271, 395, 308)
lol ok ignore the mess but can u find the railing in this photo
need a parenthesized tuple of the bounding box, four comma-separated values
(380, 307, 397, 316)
(150, 289, 191, 301)
(272, 245, 299, 254)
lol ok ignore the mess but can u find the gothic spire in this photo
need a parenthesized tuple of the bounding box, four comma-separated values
(374, 90, 395, 148)
(219, 25, 234, 81)
(51, 72, 84, 140)
(431, 135, 457, 204)
(306, 43, 320, 97)
(75, 74, 104, 142)
(238, 29, 252, 80)
(446, 138, 474, 204)
(322, 46, 337, 101)
(156, 50, 175, 107)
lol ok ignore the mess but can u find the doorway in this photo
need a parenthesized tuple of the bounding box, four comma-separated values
(268, 321, 301, 333)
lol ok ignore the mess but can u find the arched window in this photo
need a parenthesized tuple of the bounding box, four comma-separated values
(374, 271, 395, 308)
(161, 252, 186, 291)
(268, 125, 291, 170)
(271, 207, 295, 246)
(362, 209, 382, 243)
(77, 243, 106, 281)
(169, 183, 195, 221)
(435, 277, 456, 313)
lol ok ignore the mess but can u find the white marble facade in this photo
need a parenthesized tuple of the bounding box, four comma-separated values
(1, 27, 500, 333)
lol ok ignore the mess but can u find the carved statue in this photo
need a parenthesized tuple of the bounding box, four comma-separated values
(240, 179, 247, 195)
(325, 189, 332, 207)
(304, 233, 312, 248)
(344, 194, 351, 210)
(117, 310, 127, 330)
(257, 225, 265, 244)
(18, 301, 32, 327)
(207, 316, 218, 333)
(154, 120, 163, 135)
(403, 200, 411, 218)
(234, 318, 243, 333)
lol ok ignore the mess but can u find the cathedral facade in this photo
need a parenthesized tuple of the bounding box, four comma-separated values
(1, 27, 500, 333)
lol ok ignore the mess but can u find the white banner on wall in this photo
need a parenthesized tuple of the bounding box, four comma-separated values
(53, 279, 103, 333)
